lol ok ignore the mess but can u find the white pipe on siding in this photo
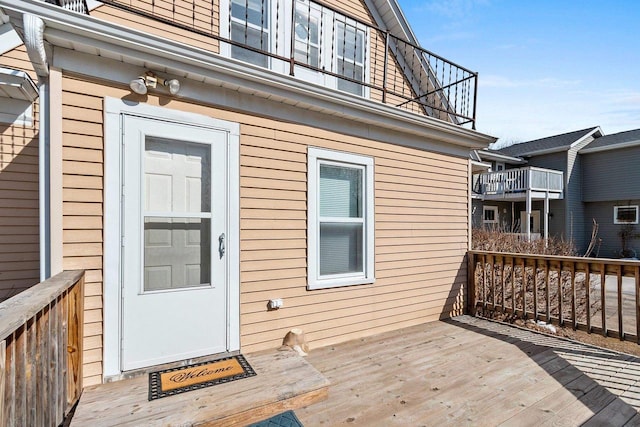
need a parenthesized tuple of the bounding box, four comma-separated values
(24, 14, 51, 280)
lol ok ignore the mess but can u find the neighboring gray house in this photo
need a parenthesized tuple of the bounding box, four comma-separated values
(580, 129, 640, 257)
(472, 127, 640, 257)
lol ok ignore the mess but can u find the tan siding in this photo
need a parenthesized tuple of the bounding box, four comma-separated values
(0, 46, 39, 301)
(62, 73, 468, 382)
(92, 2, 220, 54)
(61, 76, 105, 387)
(237, 119, 468, 353)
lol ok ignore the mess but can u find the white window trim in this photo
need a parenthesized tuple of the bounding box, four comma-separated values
(483, 206, 499, 224)
(307, 147, 374, 290)
(614, 205, 639, 224)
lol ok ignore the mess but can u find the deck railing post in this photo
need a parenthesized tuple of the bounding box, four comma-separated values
(467, 252, 476, 315)
(600, 263, 607, 337)
(66, 275, 84, 410)
(636, 265, 640, 344)
(0, 339, 5, 427)
(585, 263, 591, 333)
(571, 262, 576, 329)
(532, 259, 538, 321)
(545, 260, 550, 323)
(618, 265, 624, 340)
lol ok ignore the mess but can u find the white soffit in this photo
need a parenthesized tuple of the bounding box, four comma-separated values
(0, 67, 38, 101)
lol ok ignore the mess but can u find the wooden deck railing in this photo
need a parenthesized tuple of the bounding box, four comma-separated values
(468, 251, 640, 343)
(0, 270, 85, 427)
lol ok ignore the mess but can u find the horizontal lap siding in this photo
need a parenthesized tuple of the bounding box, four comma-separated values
(92, 3, 220, 53)
(239, 121, 469, 353)
(0, 46, 39, 301)
(62, 72, 468, 379)
(62, 76, 106, 387)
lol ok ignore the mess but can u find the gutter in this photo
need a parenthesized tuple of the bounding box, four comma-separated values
(579, 139, 640, 154)
(23, 13, 51, 281)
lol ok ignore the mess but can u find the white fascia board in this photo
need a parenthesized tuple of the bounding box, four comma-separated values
(516, 146, 571, 157)
(0, 0, 495, 151)
(569, 126, 603, 149)
(580, 139, 640, 154)
(476, 150, 526, 164)
(0, 23, 22, 55)
(0, 66, 38, 101)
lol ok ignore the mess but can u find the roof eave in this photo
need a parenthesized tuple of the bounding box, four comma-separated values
(580, 139, 640, 154)
(0, 0, 495, 151)
(477, 149, 527, 164)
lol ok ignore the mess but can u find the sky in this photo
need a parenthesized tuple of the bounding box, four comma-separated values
(397, 0, 640, 147)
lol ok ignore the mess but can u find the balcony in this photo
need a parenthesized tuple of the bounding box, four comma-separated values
(474, 166, 564, 200)
(80, 0, 478, 128)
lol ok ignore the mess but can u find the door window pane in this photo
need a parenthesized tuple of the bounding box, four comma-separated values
(145, 138, 211, 213)
(144, 218, 211, 291)
(143, 139, 212, 292)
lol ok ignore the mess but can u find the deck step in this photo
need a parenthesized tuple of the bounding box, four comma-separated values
(70, 349, 329, 426)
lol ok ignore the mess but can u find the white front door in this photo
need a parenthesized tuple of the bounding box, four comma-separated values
(121, 115, 229, 371)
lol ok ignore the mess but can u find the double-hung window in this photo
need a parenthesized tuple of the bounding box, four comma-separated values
(308, 147, 374, 290)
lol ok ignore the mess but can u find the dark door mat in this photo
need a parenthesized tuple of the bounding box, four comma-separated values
(148, 354, 256, 400)
(247, 410, 304, 427)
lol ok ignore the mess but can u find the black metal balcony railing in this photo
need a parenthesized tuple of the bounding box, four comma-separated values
(83, 0, 478, 128)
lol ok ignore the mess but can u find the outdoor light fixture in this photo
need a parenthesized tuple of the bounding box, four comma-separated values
(129, 72, 181, 95)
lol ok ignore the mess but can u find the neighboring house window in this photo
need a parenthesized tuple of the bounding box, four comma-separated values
(483, 206, 498, 224)
(614, 206, 639, 224)
(229, 0, 270, 67)
(308, 147, 374, 290)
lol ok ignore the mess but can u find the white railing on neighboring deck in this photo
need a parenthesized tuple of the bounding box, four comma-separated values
(475, 166, 564, 196)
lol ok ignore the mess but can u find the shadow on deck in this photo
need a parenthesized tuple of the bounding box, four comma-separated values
(296, 315, 640, 426)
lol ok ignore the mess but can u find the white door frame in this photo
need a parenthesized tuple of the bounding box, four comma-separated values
(103, 98, 240, 378)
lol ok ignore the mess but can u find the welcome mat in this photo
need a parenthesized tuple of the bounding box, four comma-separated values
(148, 354, 256, 400)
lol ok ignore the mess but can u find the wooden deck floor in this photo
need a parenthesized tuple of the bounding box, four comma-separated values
(296, 315, 640, 426)
(69, 349, 329, 426)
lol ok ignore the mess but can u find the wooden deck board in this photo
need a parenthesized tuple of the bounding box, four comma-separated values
(296, 315, 640, 426)
(70, 349, 329, 426)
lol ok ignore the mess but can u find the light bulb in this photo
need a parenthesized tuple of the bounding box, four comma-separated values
(129, 77, 147, 95)
(166, 79, 180, 95)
